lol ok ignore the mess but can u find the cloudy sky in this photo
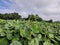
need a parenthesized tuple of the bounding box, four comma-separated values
(0, 0, 60, 21)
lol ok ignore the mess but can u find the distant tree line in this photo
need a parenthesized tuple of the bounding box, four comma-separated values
(0, 12, 53, 22)
(0, 12, 21, 20)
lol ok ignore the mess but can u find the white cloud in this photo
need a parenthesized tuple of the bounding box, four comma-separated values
(19, 11, 28, 18)
(0, 0, 60, 21)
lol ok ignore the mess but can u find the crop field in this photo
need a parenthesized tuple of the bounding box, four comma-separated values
(0, 19, 60, 45)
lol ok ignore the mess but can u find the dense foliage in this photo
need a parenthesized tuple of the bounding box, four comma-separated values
(0, 13, 43, 21)
(0, 12, 21, 20)
(0, 19, 60, 45)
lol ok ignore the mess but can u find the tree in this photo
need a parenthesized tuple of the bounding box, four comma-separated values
(10, 12, 21, 20)
(27, 14, 43, 21)
(48, 19, 53, 22)
(35, 14, 42, 21)
(0, 12, 21, 20)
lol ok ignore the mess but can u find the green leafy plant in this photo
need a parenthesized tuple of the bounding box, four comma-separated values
(0, 19, 59, 45)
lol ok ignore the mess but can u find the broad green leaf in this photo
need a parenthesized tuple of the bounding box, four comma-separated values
(10, 41, 22, 45)
(20, 27, 31, 40)
(7, 34, 13, 40)
(30, 23, 39, 33)
(0, 38, 8, 45)
(20, 30, 25, 37)
(28, 38, 39, 45)
(12, 37, 19, 42)
(37, 34, 42, 41)
(55, 36, 60, 41)
(43, 41, 53, 45)
(25, 29, 31, 40)
(0, 28, 5, 36)
(48, 34, 54, 39)
(0, 32, 5, 36)
(12, 34, 19, 41)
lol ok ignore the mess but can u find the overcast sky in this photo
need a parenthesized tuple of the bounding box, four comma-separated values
(0, 0, 60, 21)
